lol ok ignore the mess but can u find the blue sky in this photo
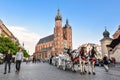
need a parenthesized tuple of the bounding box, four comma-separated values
(0, 0, 120, 55)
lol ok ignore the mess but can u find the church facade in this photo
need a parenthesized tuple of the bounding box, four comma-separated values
(34, 9, 72, 59)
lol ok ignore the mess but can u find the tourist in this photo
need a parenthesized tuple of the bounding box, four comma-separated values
(15, 47, 24, 74)
(4, 50, 12, 74)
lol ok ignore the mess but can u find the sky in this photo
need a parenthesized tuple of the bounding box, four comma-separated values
(0, 0, 120, 55)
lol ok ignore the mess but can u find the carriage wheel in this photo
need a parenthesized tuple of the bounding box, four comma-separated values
(62, 65, 66, 71)
(62, 61, 66, 71)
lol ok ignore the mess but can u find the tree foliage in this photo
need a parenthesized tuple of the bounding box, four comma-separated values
(23, 49, 30, 57)
(0, 36, 29, 57)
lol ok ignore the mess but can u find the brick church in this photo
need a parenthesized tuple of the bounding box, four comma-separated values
(34, 9, 72, 59)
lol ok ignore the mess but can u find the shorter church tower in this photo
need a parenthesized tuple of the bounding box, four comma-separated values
(63, 19, 72, 49)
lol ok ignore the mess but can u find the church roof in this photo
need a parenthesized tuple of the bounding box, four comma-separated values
(100, 28, 112, 41)
(39, 46, 53, 53)
(37, 34, 54, 45)
(103, 29, 110, 38)
(63, 19, 71, 28)
(107, 35, 120, 48)
(55, 9, 62, 21)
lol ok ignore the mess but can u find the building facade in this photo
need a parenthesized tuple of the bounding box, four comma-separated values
(34, 9, 72, 59)
(108, 26, 120, 63)
(0, 19, 19, 44)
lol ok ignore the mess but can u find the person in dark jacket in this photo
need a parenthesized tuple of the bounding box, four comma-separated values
(103, 54, 109, 72)
(4, 50, 12, 74)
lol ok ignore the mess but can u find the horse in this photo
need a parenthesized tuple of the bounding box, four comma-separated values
(70, 50, 80, 72)
(66, 49, 80, 72)
(79, 47, 87, 75)
(87, 47, 97, 75)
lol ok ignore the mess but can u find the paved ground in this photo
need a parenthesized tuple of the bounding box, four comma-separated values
(0, 62, 120, 80)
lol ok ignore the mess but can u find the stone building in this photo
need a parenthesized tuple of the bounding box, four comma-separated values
(0, 19, 19, 44)
(107, 26, 120, 63)
(100, 28, 112, 58)
(34, 9, 72, 59)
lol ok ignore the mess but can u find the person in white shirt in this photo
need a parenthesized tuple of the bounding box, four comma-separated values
(15, 48, 23, 73)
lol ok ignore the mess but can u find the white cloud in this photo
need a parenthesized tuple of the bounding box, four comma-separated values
(8, 26, 40, 55)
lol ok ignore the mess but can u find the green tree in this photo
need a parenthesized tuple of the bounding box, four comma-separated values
(23, 49, 30, 57)
(0, 36, 18, 55)
(0, 36, 29, 57)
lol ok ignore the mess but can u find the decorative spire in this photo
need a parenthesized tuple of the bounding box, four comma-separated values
(103, 26, 110, 38)
(105, 26, 107, 30)
(57, 8, 60, 16)
(55, 9, 62, 21)
(64, 19, 72, 28)
(65, 19, 69, 28)
(66, 19, 68, 25)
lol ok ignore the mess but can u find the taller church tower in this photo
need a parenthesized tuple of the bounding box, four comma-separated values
(54, 9, 64, 54)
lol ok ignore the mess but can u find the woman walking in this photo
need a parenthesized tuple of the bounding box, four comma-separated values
(15, 47, 24, 74)
(4, 50, 12, 74)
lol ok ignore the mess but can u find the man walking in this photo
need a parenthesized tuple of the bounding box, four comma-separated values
(4, 50, 12, 74)
(103, 54, 109, 72)
(15, 47, 24, 74)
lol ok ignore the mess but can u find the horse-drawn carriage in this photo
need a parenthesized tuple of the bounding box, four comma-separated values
(55, 54, 71, 70)
(52, 49, 80, 71)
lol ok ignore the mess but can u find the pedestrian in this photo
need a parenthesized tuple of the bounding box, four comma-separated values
(3, 49, 12, 74)
(103, 54, 109, 72)
(26, 57, 29, 64)
(15, 47, 24, 74)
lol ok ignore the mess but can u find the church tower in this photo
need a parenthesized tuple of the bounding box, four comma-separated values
(63, 19, 72, 49)
(54, 9, 64, 54)
(100, 28, 112, 57)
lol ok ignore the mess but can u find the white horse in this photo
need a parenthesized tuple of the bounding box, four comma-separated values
(87, 47, 97, 75)
(79, 47, 87, 75)
(70, 50, 80, 72)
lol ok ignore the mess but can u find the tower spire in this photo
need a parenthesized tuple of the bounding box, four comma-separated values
(58, 8, 60, 16)
(55, 9, 62, 21)
(66, 19, 68, 25)
(105, 26, 107, 31)
(103, 26, 110, 38)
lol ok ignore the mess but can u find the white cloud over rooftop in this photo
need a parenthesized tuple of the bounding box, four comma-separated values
(8, 26, 40, 55)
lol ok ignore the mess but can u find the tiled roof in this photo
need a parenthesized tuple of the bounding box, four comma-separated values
(39, 46, 53, 53)
(37, 34, 54, 45)
(107, 35, 120, 48)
